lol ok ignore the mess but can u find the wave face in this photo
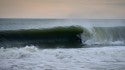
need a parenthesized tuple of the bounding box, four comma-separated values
(0, 26, 87, 48)
(0, 19, 125, 48)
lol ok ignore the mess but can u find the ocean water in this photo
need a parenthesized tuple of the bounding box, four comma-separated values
(0, 19, 125, 70)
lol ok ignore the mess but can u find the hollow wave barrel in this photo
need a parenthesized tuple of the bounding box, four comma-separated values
(0, 26, 85, 48)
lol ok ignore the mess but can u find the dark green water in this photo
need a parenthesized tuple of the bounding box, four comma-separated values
(0, 19, 125, 48)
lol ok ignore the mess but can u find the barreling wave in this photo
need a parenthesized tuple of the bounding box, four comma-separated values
(0, 25, 125, 48)
(0, 26, 91, 48)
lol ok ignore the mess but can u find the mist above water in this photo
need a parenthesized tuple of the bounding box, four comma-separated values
(0, 19, 125, 31)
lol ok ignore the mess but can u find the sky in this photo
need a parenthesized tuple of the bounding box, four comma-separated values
(0, 0, 125, 19)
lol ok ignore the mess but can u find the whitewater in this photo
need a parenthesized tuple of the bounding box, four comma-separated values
(0, 19, 125, 70)
(0, 45, 125, 70)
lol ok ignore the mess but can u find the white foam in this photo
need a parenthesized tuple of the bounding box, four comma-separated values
(0, 46, 125, 70)
(110, 41, 125, 45)
(85, 39, 125, 46)
(0, 45, 38, 59)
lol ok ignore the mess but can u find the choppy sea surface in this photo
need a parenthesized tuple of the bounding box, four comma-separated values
(0, 46, 125, 70)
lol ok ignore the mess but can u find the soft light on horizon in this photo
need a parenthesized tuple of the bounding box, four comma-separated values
(0, 0, 125, 19)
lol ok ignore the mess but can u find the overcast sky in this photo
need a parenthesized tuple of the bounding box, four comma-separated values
(0, 0, 125, 19)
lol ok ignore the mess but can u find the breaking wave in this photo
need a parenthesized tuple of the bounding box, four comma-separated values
(85, 26, 125, 46)
(0, 19, 125, 48)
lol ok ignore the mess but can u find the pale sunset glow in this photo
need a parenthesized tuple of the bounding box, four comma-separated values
(0, 0, 125, 19)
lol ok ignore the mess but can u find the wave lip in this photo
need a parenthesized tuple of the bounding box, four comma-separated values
(0, 26, 86, 48)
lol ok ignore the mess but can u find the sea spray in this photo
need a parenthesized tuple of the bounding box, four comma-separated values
(85, 26, 125, 46)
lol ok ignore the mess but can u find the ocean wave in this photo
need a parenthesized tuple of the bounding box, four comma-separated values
(0, 26, 91, 48)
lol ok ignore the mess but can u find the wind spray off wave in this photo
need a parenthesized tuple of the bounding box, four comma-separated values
(0, 19, 125, 48)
